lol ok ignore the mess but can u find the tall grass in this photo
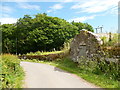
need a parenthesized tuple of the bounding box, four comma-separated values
(1, 54, 24, 88)
(101, 33, 119, 47)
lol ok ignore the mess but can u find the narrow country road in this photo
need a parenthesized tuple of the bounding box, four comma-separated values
(20, 61, 99, 88)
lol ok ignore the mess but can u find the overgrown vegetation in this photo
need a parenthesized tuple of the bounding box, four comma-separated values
(21, 57, 120, 88)
(100, 33, 120, 58)
(101, 33, 119, 47)
(1, 54, 24, 88)
(26, 51, 64, 55)
(1, 13, 94, 54)
(21, 36, 120, 88)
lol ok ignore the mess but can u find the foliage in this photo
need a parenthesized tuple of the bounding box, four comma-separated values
(100, 33, 120, 57)
(71, 21, 94, 32)
(0, 54, 24, 88)
(1, 13, 94, 54)
(101, 33, 119, 47)
(26, 51, 63, 55)
(78, 57, 120, 81)
(1, 24, 16, 53)
(26, 38, 71, 56)
(101, 36, 108, 45)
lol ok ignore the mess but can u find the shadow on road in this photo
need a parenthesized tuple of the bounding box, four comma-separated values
(54, 67, 68, 73)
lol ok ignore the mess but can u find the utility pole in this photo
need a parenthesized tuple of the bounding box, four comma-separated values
(98, 26, 100, 33)
(16, 38, 17, 55)
(95, 26, 100, 33)
(95, 25, 103, 33)
(95, 28, 98, 33)
(99, 25, 103, 33)
(109, 32, 112, 41)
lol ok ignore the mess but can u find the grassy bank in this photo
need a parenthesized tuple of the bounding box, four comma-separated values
(21, 58, 120, 88)
(1, 54, 24, 88)
(26, 51, 64, 55)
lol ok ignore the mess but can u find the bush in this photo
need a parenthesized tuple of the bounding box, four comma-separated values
(1, 54, 24, 88)
(101, 33, 119, 47)
(78, 57, 120, 81)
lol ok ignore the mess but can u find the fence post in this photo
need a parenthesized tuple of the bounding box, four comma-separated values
(109, 32, 112, 41)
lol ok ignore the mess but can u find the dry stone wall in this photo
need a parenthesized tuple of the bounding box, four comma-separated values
(70, 29, 103, 62)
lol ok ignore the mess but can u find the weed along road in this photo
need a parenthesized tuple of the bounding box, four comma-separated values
(20, 61, 99, 88)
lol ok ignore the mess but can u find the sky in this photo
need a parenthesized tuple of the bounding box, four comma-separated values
(0, 0, 119, 33)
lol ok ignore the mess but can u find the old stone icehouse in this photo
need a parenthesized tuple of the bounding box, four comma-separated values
(70, 29, 103, 63)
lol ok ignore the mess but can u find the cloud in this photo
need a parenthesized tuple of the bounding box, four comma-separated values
(1, 5, 13, 13)
(71, 0, 119, 14)
(0, 14, 10, 17)
(68, 15, 96, 22)
(3, 0, 29, 2)
(0, 5, 14, 18)
(2, 6, 12, 12)
(50, 4, 63, 10)
(18, 3, 40, 10)
(2, 0, 76, 2)
(110, 6, 118, 15)
(0, 18, 18, 24)
(47, 4, 63, 13)
(63, 0, 74, 3)
(47, 10, 52, 13)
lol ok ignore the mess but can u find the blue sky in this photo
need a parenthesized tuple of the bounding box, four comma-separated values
(0, 0, 119, 33)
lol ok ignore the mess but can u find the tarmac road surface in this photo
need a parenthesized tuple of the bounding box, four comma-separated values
(20, 61, 100, 88)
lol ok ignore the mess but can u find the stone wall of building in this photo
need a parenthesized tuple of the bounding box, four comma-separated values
(70, 29, 103, 62)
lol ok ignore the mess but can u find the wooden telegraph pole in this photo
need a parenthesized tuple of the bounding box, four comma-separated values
(109, 32, 112, 41)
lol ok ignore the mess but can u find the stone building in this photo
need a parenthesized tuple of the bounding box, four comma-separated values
(70, 29, 103, 63)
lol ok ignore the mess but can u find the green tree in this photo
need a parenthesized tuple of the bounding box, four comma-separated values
(2, 13, 94, 54)
(71, 21, 94, 32)
(1, 24, 16, 53)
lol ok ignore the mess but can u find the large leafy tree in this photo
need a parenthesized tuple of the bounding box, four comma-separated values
(1, 24, 16, 53)
(71, 21, 94, 32)
(2, 13, 94, 54)
(25, 14, 79, 52)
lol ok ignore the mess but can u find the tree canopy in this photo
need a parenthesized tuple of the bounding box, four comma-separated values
(71, 21, 94, 32)
(1, 13, 94, 54)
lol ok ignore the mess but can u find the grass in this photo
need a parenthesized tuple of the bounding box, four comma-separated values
(101, 33, 120, 47)
(1, 54, 25, 88)
(21, 57, 120, 88)
(25, 39, 71, 56)
(26, 50, 64, 55)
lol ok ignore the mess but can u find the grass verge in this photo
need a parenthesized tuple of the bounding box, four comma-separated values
(1, 54, 25, 88)
(21, 58, 120, 88)
(26, 50, 64, 55)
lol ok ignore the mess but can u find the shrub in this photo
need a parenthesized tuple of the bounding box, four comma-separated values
(1, 54, 24, 88)
(78, 56, 120, 81)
